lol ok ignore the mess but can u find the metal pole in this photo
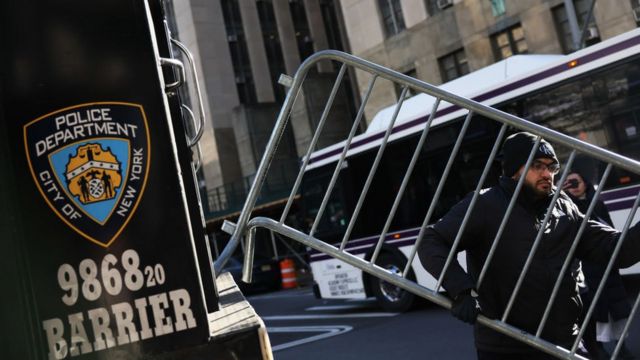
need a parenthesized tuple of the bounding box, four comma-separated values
(270, 230, 279, 260)
(578, 0, 597, 49)
(564, 0, 582, 51)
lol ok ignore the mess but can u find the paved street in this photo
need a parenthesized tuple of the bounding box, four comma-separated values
(249, 289, 474, 359)
(247, 277, 640, 359)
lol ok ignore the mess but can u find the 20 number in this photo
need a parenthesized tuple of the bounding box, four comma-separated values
(145, 264, 166, 287)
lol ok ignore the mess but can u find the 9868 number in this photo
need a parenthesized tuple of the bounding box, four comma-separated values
(57, 249, 165, 306)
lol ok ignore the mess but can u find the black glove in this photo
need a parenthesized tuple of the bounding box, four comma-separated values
(451, 288, 481, 324)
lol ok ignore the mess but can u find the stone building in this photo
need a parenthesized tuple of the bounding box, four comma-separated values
(167, 0, 357, 222)
(339, 0, 640, 122)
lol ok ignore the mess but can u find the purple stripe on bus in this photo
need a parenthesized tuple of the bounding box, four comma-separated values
(310, 237, 418, 262)
(474, 36, 640, 103)
(600, 185, 640, 201)
(308, 35, 640, 166)
(606, 199, 636, 212)
(308, 228, 421, 256)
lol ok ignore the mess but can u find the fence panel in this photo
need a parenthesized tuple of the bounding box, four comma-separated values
(214, 50, 640, 360)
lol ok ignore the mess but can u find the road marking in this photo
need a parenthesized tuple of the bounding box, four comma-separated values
(262, 312, 398, 320)
(346, 297, 376, 302)
(268, 325, 353, 352)
(305, 304, 374, 311)
(247, 289, 313, 301)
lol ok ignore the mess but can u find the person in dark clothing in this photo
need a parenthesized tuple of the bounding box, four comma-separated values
(418, 132, 640, 359)
(563, 170, 634, 360)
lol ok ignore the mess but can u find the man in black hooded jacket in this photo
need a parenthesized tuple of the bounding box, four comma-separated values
(418, 132, 640, 359)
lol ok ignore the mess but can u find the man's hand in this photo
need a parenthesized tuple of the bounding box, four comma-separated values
(451, 288, 481, 324)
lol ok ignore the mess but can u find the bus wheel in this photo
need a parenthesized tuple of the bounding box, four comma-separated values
(369, 252, 415, 312)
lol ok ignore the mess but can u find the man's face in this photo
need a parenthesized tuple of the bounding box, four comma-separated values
(514, 158, 558, 198)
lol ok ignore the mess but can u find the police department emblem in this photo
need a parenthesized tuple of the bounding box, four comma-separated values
(24, 102, 150, 247)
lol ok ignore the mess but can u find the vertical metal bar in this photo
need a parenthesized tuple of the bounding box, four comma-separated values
(403, 111, 474, 277)
(577, 0, 597, 49)
(371, 98, 442, 263)
(536, 164, 612, 337)
(476, 137, 543, 289)
(387, 0, 399, 34)
(242, 227, 257, 283)
(434, 124, 508, 291)
(214, 62, 307, 274)
(170, 39, 206, 146)
(270, 230, 279, 260)
(610, 291, 640, 360)
(194, 142, 203, 172)
(309, 75, 378, 238)
(274, 232, 311, 269)
(338, 86, 410, 249)
(564, 0, 582, 51)
(212, 232, 220, 258)
(502, 151, 577, 322)
(280, 64, 348, 223)
(571, 192, 640, 354)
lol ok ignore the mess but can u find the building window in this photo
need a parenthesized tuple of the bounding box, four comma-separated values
(426, 0, 452, 15)
(491, 24, 528, 61)
(424, 0, 441, 16)
(438, 49, 470, 82)
(378, 0, 405, 37)
(491, 0, 506, 17)
(289, 0, 314, 62)
(320, 0, 345, 51)
(221, 0, 257, 104)
(256, 0, 287, 101)
(552, 0, 599, 53)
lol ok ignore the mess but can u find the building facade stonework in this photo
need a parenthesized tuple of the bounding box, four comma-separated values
(339, 0, 639, 123)
(168, 0, 639, 222)
(168, 0, 356, 220)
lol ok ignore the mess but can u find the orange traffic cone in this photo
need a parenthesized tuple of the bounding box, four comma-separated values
(279, 258, 297, 289)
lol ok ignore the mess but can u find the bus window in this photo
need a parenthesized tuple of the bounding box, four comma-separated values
(515, 56, 640, 188)
(301, 170, 347, 242)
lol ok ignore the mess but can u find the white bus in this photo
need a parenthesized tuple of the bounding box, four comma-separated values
(301, 28, 640, 311)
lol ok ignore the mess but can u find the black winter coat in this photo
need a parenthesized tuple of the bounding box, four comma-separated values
(569, 186, 632, 323)
(418, 177, 640, 353)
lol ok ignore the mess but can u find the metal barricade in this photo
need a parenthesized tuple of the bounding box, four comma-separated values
(213, 50, 640, 359)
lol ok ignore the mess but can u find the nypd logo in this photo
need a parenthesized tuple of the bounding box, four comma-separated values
(24, 103, 150, 247)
